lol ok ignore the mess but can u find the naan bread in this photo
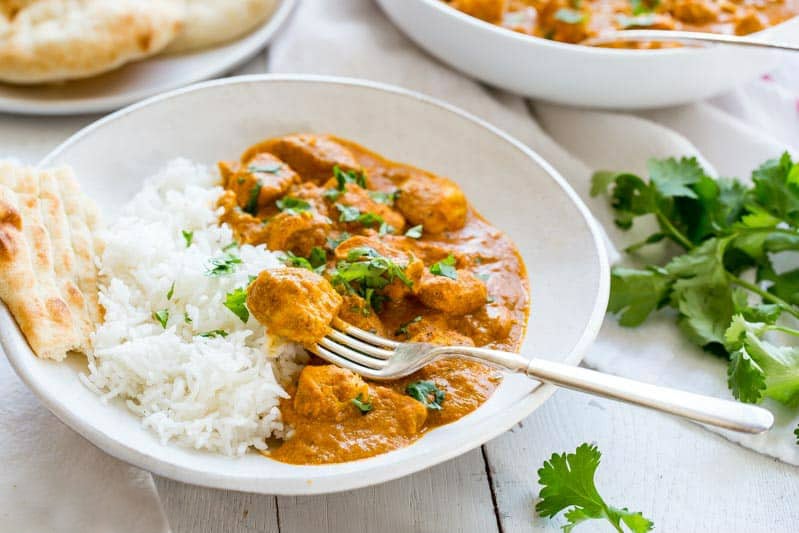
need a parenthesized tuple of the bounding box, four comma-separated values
(0, 162, 101, 360)
(0, 0, 185, 84)
(164, 0, 277, 53)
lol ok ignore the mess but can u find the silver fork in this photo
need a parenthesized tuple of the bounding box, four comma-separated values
(313, 319, 774, 434)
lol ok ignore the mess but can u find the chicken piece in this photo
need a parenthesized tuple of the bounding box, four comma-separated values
(416, 269, 487, 315)
(217, 190, 269, 245)
(407, 317, 476, 346)
(247, 268, 343, 344)
(219, 153, 301, 215)
(243, 134, 360, 184)
(323, 180, 406, 232)
(373, 385, 429, 434)
(734, 9, 765, 35)
(450, 0, 508, 22)
(263, 210, 332, 257)
(338, 294, 386, 335)
(671, 0, 720, 24)
(335, 235, 425, 300)
(453, 304, 514, 347)
(395, 172, 468, 234)
(292, 365, 370, 421)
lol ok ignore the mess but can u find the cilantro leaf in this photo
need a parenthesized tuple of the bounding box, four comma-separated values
(331, 247, 412, 311)
(405, 225, 423, 239)
(369, 190, 397, 205)
(276, 196, 311, 214)
(608, 267, 672, 327)
(335, 204, 384, 227)
(395, 315, 422, 338)
(248, 164, 282, 174)
(224, 287, 249, 323)
(405, 380, 445, 410)
(647, 157, 705, 199)
(554, 8, 585, 23)
(181, 230, 194, 248)
(166, 282, 175, 301)
(536, 443, 653, 533)
(351, 393, 373, 414)
(205, 253, 242, 277)
(430, 254, 457, 280)
(199, 329, 228, 338)
(244, 181, 262, 215)
(334, 166, 367, 190)
(152, 309, 169, 329)
(309, 246, 327, 269)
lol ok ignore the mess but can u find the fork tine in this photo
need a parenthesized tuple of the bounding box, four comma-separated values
(313, 344, 384, 380)
(326, 329, 394, 360)
(318, 337, 388, 370)
(332, 318, 399, 349)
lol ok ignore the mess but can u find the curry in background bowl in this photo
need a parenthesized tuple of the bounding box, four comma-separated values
(218, 133, 530, 464)
(444, 0, 799, 46)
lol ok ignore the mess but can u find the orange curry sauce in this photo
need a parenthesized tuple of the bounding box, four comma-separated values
(217, 134, 529, 464)
(445, 0, 798, 47)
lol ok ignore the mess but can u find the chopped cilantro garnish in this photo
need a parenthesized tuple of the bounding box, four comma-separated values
(395, 315, 422, 337)
(326, 232, 351, 250)
(223, 287, 249, 323)
(244, 181, 262, 215)
(222, 241, 238, 252)
(378, 222, 395, 236)
(152, 309, 169, 329)
(276, 196, 311, 214)
(405, 380, 445, 410)
(166, 282, 175, 301)
(351, 393, 373, 414)
(248, 164, 282, 174)
(199, 329, 228, 338)
(323, 188, 342, 201)
(537, 443, 653, 532)
(331, 247, 412, 311)
(368, 190, 397, 205)
(405, 225, 423, 239)
(181, 230, 194, 247)
(630, 0, 660, 14)
(335, 204, 384, 227)
(205, 253, 242, 277)
(183, 312, 192, 324)
(334, 166, 367, 190)
(554, 7, 585, 23)
(430, 254, 457, 280)
(616, 13, 657, 27)
(309, 246, 327, 269)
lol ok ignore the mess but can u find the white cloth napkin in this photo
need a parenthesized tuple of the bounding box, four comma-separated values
(270, 0, 799, 464)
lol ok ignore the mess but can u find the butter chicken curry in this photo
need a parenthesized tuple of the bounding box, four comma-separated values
(444, 0, 798, 46)
(217, 134, 529, 464)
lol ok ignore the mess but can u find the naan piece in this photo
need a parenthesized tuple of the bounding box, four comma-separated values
(164, 0, 277, 53)
(0, 0, 185, 84)
(0, 162, 101, 360)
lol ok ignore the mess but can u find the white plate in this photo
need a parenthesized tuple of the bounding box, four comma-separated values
(1, 75, 609, 494)
(0, 0, 296, 116)
(376, 0, 799, 110)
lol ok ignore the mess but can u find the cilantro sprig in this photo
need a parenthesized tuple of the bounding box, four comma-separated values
(430, 254, 457, 280)
(351, 393, 373, 414)
(537, 443, 653, 532)
(405, 380, 445, 410)
(593, 153, 799, 414)
(331, 246, 412, 311)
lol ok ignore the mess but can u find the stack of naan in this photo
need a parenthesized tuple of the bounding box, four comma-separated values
(0, 0, 278, 84)
(0, 162, 101, 360)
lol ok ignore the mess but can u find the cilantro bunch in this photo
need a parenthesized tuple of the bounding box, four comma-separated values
(592, 153, 799, 414)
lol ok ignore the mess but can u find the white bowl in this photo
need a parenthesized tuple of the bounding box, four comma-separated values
(1, 75, 609, 494)
(376, 0, 799, 110)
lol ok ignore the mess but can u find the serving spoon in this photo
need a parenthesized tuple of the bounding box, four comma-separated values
(312, 318, 774, 434)
(581, 30, 799, 51)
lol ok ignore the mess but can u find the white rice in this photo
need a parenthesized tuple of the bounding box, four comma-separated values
(84, 159, 305, 456)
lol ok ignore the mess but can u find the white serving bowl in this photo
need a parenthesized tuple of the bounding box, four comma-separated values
(376, 0, 799, 110)
(1, 75, 609, 494)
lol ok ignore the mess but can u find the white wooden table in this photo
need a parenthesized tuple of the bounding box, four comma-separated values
(3, 53, 798, 533)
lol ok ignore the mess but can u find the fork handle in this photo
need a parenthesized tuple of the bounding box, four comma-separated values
(449, 348, 773, 434)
